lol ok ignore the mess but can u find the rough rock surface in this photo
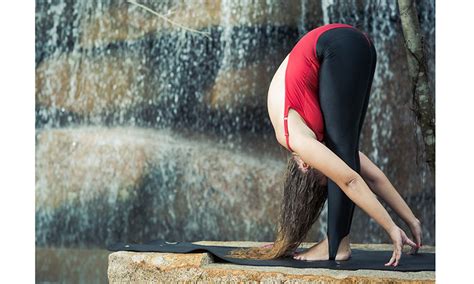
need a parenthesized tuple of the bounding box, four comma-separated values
(108, 241, 435, 283)
(35, 127, 288, 246)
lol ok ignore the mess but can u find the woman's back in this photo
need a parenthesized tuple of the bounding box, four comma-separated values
(268, 23, 354, 150)
(267, 54, 289, 147)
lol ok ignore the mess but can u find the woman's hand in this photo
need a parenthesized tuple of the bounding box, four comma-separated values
(385, 225, 418, 266)
(407, 218, 423, 255)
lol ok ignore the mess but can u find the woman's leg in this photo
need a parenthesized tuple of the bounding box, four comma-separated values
(316, 27, 377, 260)
(355, 41, 377, 169)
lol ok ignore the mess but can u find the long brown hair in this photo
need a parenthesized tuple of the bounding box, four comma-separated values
(226, 155, 328, 259)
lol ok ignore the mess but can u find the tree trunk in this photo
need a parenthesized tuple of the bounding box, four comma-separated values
(397, 0, 435, 174)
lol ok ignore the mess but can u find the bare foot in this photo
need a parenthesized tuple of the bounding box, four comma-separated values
(293, 235, 351, 261)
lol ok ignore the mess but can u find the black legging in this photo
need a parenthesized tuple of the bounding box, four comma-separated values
(316, 27, 377, 260)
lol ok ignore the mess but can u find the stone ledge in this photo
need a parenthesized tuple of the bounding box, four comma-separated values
(108, 241, 435, 283)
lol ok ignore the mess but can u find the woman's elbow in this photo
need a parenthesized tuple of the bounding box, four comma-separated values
(329, 173, 363, 199)
(346, 175, 363, 190)
(337, 171, 361, 191)
(365, 170, 386, 189)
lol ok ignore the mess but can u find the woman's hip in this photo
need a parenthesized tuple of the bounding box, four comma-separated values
(316, 26, 374, 63)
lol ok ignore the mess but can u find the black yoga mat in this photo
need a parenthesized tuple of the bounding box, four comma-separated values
(107, 239, 435, 272)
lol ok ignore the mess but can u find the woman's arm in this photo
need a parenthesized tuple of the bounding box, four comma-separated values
(358, 151, 419, 226)
(290, 131, 397, 233)
(286, 115, 417, 265)
(359, 151, 422, 249)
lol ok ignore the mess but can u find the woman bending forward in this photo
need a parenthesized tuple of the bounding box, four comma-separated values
(228, 23, 422, 267)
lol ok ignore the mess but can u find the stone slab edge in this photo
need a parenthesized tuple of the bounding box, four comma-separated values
(108, 241, 435, 283)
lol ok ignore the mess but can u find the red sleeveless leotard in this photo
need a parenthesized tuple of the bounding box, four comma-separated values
(284, 23, 361, 152)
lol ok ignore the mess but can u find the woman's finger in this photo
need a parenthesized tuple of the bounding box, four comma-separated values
(408, 245, 419, 255)
(394, 249, 401, 266)
(385, 251, 396, 266)
(404, 237, 418, 249)
(389, 245, 402, 267)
